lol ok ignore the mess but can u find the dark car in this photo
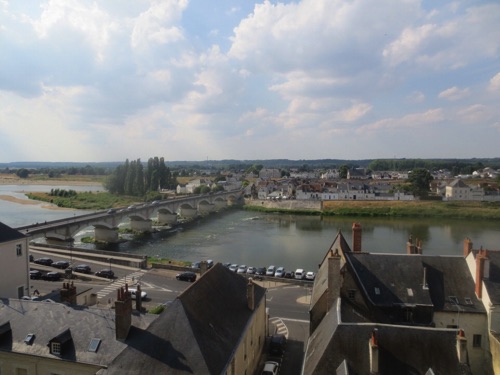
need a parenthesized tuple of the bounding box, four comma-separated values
(255, 267, 267, 276)
(42, 271, 61, 281)
(95, 269, 114, 279)
(269, 334, 287, 356)
(52, 260, 70, 269)
(29, 270, 42, 279)
(73, 264, 92, 274)
(176, 271, 197, 282)
(284, 271, 294, 279)
(29, 254, 34, 262)
(34, 257, 53, 266)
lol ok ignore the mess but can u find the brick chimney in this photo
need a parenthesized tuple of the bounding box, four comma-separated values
(464, 238, 473, 257)
(416, 239, 423, 255)
(369, 328, 379, 374)
(200, 260, 208, 276)
(60, 281, 77, 305)
(247, 279, 255, 311)
(352, 223, 362, 252)
(456, 329, 468, 364)
(135, 284, 142, 312)
(327, 249, 342, 311)
(475, 249, 489, 299)
(115, 284, 132, 341)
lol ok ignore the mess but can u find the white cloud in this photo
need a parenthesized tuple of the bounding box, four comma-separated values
(489, 73, 500, 92)
(438, 86, 469, 101)
(358, 109, 444, 133)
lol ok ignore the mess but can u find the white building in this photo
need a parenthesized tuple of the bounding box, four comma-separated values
(0, 222, 30, 299)
(445, 179, 485, 201)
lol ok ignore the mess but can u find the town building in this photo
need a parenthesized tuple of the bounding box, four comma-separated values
(303, 223, 492, 374)
(0, 222, 30, 299)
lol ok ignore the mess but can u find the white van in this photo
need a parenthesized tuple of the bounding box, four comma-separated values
(295, 269, 304, 280)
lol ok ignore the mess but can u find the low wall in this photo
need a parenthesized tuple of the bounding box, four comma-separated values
(245, 199, 322, 211)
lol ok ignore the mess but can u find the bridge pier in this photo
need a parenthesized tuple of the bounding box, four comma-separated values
(130, 219, 153, 233)
(158, 212, 178, 225)
(179, 207, 198, 219)
(198, 203, 216, 215)
(95, 227, 119, 243)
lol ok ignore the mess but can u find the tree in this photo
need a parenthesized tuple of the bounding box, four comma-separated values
(339, 165, 348, 179)
(408, 168, 434, 197)
(16, 168, 29, 178)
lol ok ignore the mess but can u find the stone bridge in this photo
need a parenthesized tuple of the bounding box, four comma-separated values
(16, 190, 243, 243)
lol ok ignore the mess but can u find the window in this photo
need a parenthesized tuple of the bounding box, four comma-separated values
(465, 297, 473, 305)
(51, 342, 61, 355)
(16, 244, 22, 256)
(449, 296, 459, 305)
(374, 287, 380, 295)
(473, 334, 482, 348)
(348, 290, 356, 300)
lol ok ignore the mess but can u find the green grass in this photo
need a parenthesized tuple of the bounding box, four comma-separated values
(26, 191, 141, 210)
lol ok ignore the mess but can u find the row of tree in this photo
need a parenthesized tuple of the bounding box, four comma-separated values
(104, 157, 178, 197)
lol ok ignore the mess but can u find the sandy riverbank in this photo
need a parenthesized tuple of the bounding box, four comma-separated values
(0, 175, 103, 186)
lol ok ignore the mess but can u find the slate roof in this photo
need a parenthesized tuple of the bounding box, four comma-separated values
(0, 298, 156, 367)
(448, 179, 469, 188)
(303, 299, 472, 375)
(474, 250, 500, 305)
(345, 253, 485, 314)
(102, 263, 267, 375)
(0, 221, 26, 243)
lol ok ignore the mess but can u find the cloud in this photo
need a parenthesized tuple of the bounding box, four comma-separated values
(438, 86, 470, 101)
(489, 73, 500, 92)
(358, 109, 444, 133)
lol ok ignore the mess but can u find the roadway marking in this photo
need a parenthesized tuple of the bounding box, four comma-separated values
(96, 270, 147, 300)
(269, 317, 289, 338)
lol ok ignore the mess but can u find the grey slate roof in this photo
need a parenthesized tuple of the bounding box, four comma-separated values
(303, 299, 472, 375)
(102, 263, 266, 375)
(345, 253, 485, 314)
(0, 298, 156, 367)
(0, 221, 26, 243)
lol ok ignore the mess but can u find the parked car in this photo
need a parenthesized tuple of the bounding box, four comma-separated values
(284, 271, 294, 279)
(30, 270, 42, 279)
(128, 288, 147, 300)
(229, 264, 239, 272)
(95, 269, 114, 279)
(52, 260, 70, 269)
(29, 254, 34, 262)
(269, 334, 287, 356)
(305, 271, 316, 280)
(207, 259, 214, 268)
(237, 265, 247, 273)
(34, 257, 53, 266)
(42, 272, 61, 281)
(191, 261, 201, 270)
(261, 361, 279, 375)
(255, 267, 267, 276)
(73, 264, 92, 274)
(176, 271, 197, 282)
(266, 265, 276, 276)
(294, 269, 305, 280)
(246, 266, 256, 274)
(274, 267, 285, 277)
(107, 208, 116, 214)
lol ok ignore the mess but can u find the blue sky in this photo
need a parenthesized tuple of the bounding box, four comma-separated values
(0, 0, 499, 163)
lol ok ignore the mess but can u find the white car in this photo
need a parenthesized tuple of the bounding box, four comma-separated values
(129, 288, 147, 300)
(246, 266, 256, 274)
(261, 361, 279, 375)
(274, 266, 285, 277)
(295, 269, 305, 279)
(237, 265, 248, 273)
(305, 271, 316, 281)
(266, 265, 276, 276)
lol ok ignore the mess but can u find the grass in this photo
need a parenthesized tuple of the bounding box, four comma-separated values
(26, 191, 141, 210)
(244, 200, 500, 220)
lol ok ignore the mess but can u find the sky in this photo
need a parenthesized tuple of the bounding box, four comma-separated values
(0, 0, 499, 163)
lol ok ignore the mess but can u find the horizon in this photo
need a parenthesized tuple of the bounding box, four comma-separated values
(1, 1, 499, 163)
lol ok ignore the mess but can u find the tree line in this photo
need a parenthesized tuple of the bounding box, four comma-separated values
(104, 157, 178, 197)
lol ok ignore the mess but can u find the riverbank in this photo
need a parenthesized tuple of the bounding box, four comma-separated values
(244, 198, 500, 220)
(0, 174, 104, 186)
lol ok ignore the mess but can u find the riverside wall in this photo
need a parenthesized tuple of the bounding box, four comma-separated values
(244, 198, 322, 212)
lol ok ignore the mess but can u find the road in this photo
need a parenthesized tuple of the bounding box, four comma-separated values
(29, 260, 310, 375)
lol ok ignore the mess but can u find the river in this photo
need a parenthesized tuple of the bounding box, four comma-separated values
(1, 184, 499, 273)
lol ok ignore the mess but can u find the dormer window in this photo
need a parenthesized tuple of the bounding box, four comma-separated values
(449, 296, 459, 305)
(51, 342, 61, 355)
